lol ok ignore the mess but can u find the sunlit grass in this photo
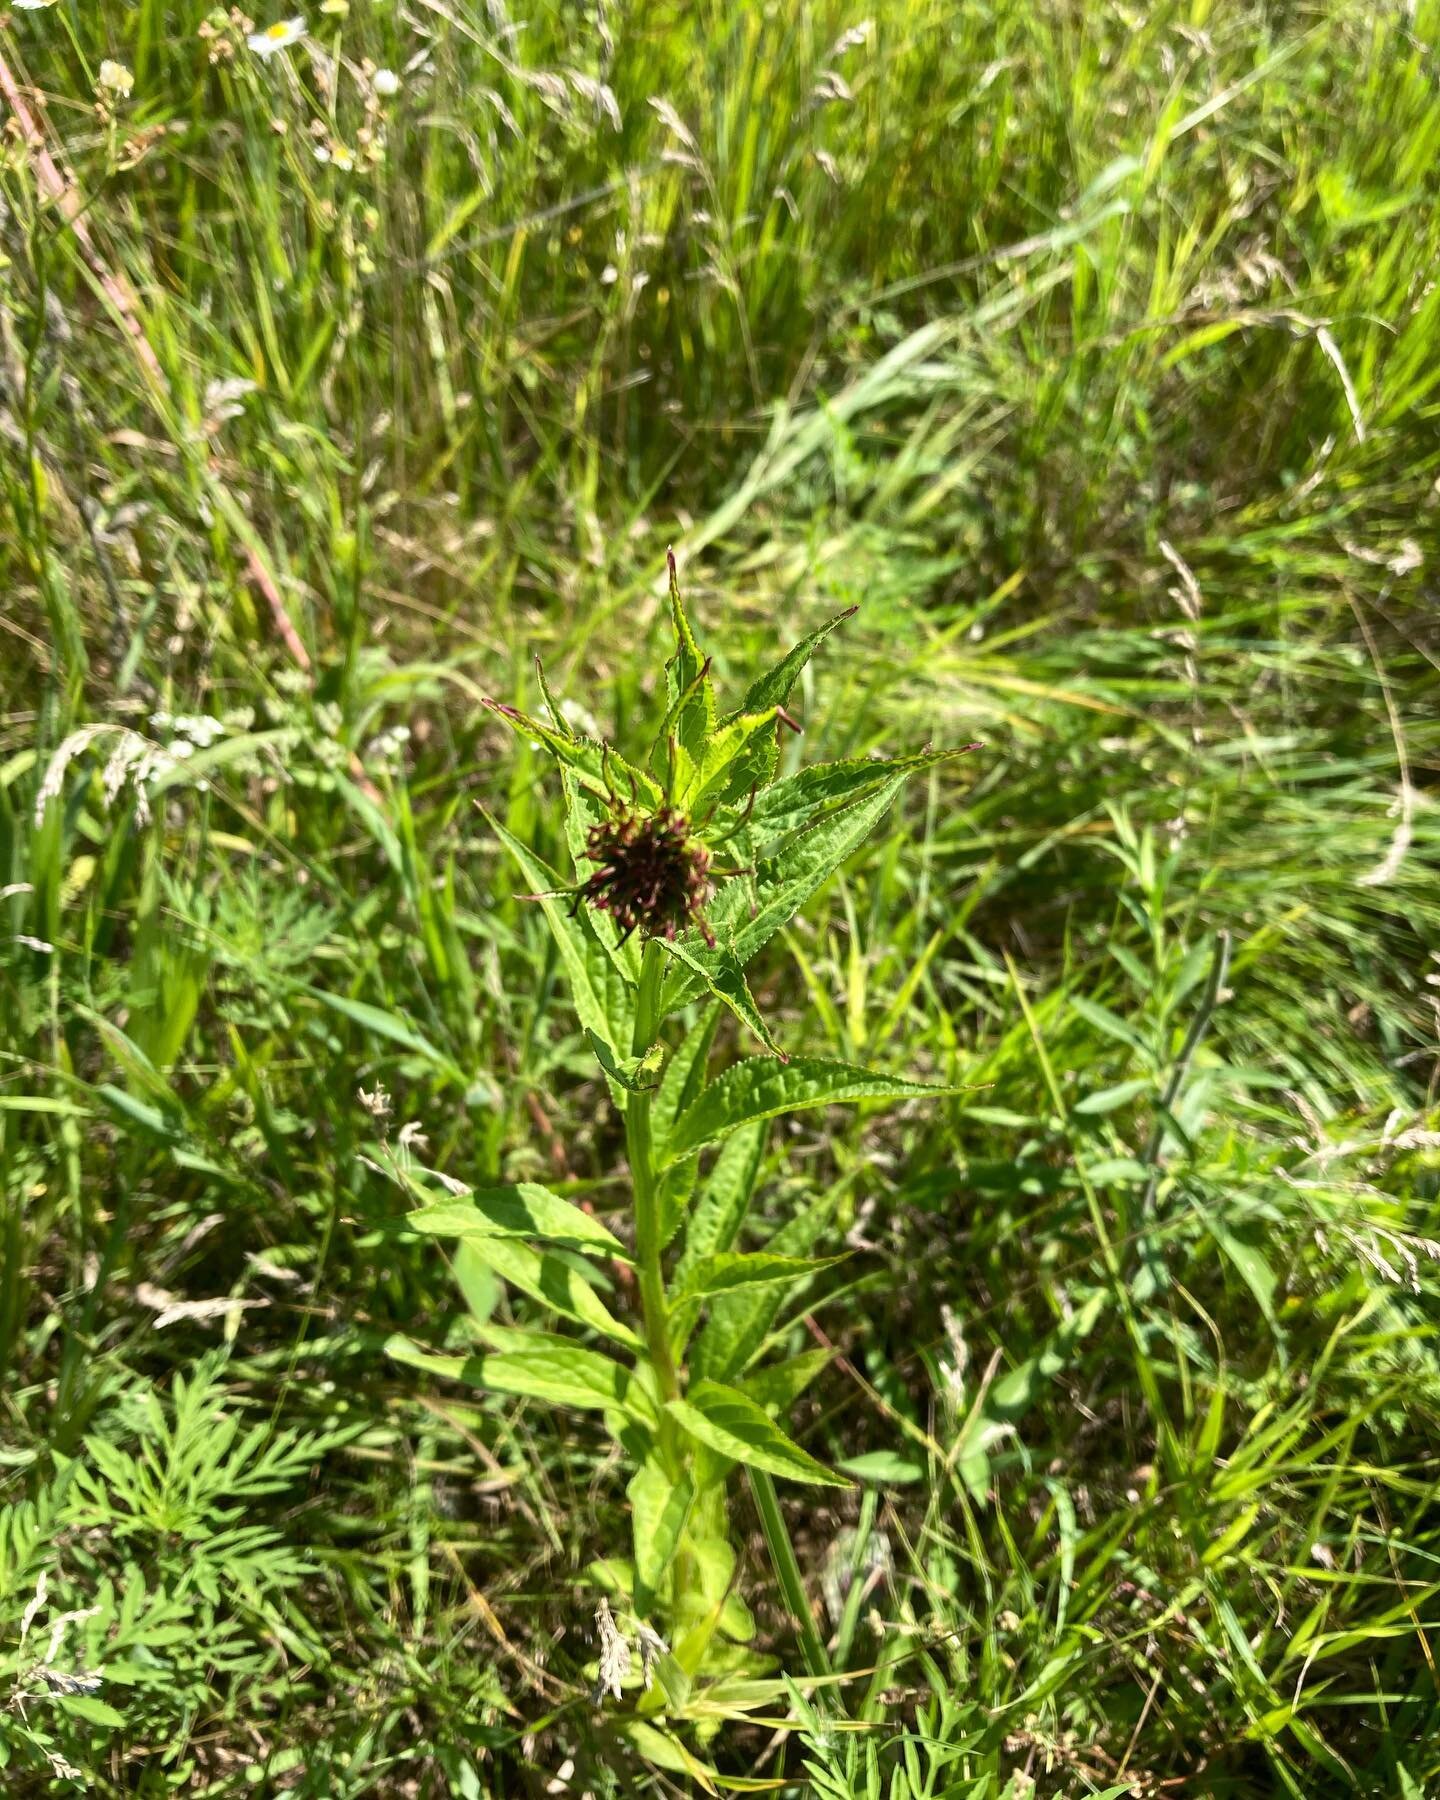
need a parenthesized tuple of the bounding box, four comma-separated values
(1, 0, 1438, 1793)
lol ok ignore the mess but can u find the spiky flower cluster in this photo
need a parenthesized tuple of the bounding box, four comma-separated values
(579, 804, 715, 946)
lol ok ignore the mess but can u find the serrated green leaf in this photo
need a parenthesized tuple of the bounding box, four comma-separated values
(629, 1456, 695, 1612)
(664, 1056, 956, 1165)
(732, 606, 857, 718)
(405, 1184, 629, 1259)
(661, 551, 716, 772)
(683, 708, 784, 813)
(481, 697, 659, 805)
(659, 938, 784, 1060)
(483, 810, 634, 1089)
(691, 1187, 841, 1381)
(739, 1348, 834, 1411)
(743, 744, 979, 842)
(676, 1121, 767, 1283)
(451, 1234, 640, 1348)
(667, 1379, 846, 1487)
(674, 1251, 845, 1301)
(651, 1003, 720, 1152)
(668, 772, 923, 1009)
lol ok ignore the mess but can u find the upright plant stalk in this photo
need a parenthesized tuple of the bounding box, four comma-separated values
(440, 567, 969, 1702)
(627, 940, 680, 1412)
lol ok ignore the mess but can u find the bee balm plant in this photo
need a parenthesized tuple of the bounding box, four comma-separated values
(391, 556, 974, 1717)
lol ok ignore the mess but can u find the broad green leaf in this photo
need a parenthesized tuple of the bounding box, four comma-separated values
(405, 1184, 629, 1259)
(57, 1694, 126, 1728)
(629, 1456, 695, 1611)
(386, 1333, 655, 1427)
(481, 697, 659, 806)
(1074, 1077, 1152, 1115)
(731, 606, 856, 717)
(986, 1289, 1108, 1418)
(692, 1187, 841, 1381)
(742, 744, 979, 842)
(454, 1234, 640, 1348)
(739, 1348, 834, 1411)
(839, 1450, 925, 1485)
(676, 1121, 767, 1282)
(483, 810, 634, 1086)
(667, 1379, 846, 1487)
(651, 1002, 720, 1152)
(659, 938, 784, 1060)
(674, 1251, 845, 1302)
(479, 1344, 654, 1419)
(663, 1056, 956, 1165)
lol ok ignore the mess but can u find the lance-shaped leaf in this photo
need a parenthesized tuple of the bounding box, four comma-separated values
(453, 1233, 641, 1348)
(666, 1379, 847, 1487)
(480, 697, 660, 806)
(651, 1003, 720, 1151)
(658, 550, 716, 773)
(386, 1333, 656, 1427)
(668, 1251, 847, 1353)
(692, 1186, 843, 1381)
(665, 772, 914, 1010)
(680, 707, 785, 814)
(743, 743, 981, 843)
(482, 810, 634, 1086)
(675, 1119, 767, 1283)
(629, 1456, 695, 1613)
(662, 1055, 958, 1165)
(672, 1250, 846, 1303)
(730, 606, 858, 719)
(405, 1184, 630, 1260)
(658, 937, 785, 1060)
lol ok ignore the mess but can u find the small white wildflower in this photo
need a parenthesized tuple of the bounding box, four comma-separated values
(13, 935, 55, 954)
(635, 1621, 669, 1690)
(649, 96, 697, 153)
(830, 20, 873, 56)
(592, 1597, 630, 1704)
(13, 0, 58, 10)
(372, 67, 400, 97)
(812, 70, 854, 104)
(397, 1119, 429, 1161)
(357, 1084, 392, 1123)
(569, 72, 622, 132)
(97, 60, 134, 97)
(247, 17, 306, 58)
(203, 375, 257, 426)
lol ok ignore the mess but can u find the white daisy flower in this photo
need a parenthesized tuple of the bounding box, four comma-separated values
(247, 17, 306, 58)
(372, 68, 400, 97)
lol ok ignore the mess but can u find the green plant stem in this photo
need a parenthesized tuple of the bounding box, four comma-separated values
(628, 942, 680, 1413)
(747, 1467, 832, 1683)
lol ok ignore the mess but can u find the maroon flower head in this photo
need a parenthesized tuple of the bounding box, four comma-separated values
(579, 805, 715, 947)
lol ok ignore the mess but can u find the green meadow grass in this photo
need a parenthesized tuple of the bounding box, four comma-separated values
(1, 0, 1438, 1792)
